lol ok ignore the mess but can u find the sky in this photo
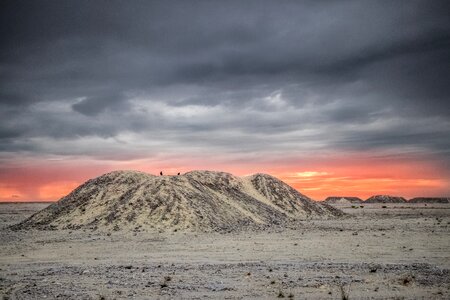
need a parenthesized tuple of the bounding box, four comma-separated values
(1, 0, 450, 201)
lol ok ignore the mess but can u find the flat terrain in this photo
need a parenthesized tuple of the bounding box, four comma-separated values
(1, 202, 449, 299)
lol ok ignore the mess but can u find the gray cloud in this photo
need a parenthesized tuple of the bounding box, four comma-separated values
(72, 93, 127, 116)
(0, 0, 449, 162)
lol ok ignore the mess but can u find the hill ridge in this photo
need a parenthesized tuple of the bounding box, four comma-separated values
(365, 195, 407, 203)
(324, 197, 363, 204)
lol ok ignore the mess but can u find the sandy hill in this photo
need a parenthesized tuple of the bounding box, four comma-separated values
(324, 197, 363, 204)
(12, 170, 343, 232)
(409, 197, 450, 204)
(365, 195, 407, 203)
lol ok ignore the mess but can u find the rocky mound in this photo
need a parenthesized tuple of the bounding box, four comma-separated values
(324, 197, 363, 204)
(408, 197, 450, 204)
(12, 170, 343, 232)
(365, 195, 407, 203)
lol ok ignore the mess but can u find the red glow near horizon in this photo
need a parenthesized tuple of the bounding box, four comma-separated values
(0, 154, 449, 202)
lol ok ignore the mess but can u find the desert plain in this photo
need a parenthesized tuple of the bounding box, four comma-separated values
(0, 202, 449, 299)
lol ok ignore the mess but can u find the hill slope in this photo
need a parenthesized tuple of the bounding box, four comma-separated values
(12, 170, 342, 231)
(324, 197, 363, 204)
(409, 197, 450, 204)
(365, 195, 407, 203)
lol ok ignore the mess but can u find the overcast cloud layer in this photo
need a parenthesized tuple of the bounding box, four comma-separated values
(1, 0, 450, 165)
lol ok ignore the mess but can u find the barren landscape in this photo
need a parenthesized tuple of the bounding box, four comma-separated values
(1, 201, 449, 299)
(2, 1, 450, 299)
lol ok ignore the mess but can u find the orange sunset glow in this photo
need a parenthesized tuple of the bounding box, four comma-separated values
(1, 153, 448, 202)
(1, 0, 450, 204)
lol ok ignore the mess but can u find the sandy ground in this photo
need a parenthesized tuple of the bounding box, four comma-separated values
(0, 202, 449, 299)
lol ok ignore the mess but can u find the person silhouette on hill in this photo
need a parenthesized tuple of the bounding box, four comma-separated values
(177, 172, 180, 175)
(160, 171, 163, 176)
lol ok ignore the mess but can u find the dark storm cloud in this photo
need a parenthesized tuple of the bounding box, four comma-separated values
(0, 0, 449, 160)
(72, 93, 127, 116)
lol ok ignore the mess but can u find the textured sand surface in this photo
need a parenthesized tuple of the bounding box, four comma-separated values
(13, 170, 341, 232)
(1, 202, 449, 299)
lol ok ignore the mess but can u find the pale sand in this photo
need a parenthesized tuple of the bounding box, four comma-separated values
(1, 202, 449, 299)
(13, 171, 340, 232)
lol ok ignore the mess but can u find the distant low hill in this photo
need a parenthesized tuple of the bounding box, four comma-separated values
(12, 170, 343, 232)
(409, 197, 450, 204)
(365, 195, 407, 203)
(324, 197, 363, 204)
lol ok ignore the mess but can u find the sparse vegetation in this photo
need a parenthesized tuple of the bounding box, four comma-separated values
(159, 275, 172, 288)
(2, 201, 449, 298)
(339, 284, 350, 300)
(160, 282, 168, 288)
(399, 274, 415, 286)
